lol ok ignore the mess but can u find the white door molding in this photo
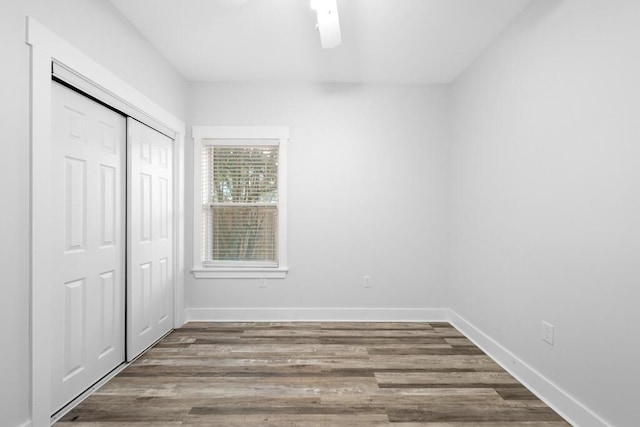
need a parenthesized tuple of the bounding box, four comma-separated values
(26, 17, 185, 426)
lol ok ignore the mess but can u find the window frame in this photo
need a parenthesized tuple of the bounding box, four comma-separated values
(192, 126, 289, 279)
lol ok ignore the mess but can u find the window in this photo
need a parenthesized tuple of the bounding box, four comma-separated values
(192, 127, 288, 278)
(202, 145, 278, 265)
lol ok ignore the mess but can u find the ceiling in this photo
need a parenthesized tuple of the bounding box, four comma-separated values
(109, 0, 532, 84)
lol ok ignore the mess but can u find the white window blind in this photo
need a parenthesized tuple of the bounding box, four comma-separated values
(201, 144, 279, 267)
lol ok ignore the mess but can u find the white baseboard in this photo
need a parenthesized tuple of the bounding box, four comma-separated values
(18, 421, 32, 427)
(185, 307, 448, 322)
(448, 310, 611, 427)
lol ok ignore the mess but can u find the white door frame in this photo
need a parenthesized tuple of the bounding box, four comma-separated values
(26, 17, 185, 427)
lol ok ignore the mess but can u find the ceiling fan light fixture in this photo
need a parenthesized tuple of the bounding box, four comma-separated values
(310, 0, 342, 49)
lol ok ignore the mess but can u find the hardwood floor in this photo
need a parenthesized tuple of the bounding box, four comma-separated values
(56, 322, 570, 426)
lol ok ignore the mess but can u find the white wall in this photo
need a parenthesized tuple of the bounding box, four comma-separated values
(0, 1, 186, 425)
(450, 1, 640, 426)
(186, 83, 450, 319)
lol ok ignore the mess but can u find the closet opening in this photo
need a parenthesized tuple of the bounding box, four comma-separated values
(50, 75, 175, 418)
(27, 18, 186, 425)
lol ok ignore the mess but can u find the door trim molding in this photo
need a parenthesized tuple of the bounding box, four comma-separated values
(26, 17, 185, 426)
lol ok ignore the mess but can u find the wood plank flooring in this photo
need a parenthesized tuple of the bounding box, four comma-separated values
(56, 322, 570, 426)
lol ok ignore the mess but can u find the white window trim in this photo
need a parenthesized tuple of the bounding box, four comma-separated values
(192, 126, 289, 279)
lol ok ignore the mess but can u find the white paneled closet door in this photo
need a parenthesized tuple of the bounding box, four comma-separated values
(51, 82, 126, 413)
(127, 118, 174, 360)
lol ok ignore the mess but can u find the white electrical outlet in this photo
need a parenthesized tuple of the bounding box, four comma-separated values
(542, 321, 554, 345)
(363, 275, 372, 288)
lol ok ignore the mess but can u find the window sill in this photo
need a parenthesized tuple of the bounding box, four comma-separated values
(191, 267, 289, 279)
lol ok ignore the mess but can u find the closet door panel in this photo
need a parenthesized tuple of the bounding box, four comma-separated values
(128, 118, 174, 360)
(51, 82, 126, 413)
